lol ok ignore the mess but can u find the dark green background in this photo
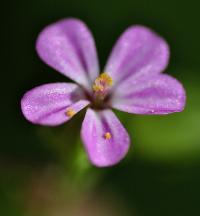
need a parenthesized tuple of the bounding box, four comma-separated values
(2, 0, 200, 215)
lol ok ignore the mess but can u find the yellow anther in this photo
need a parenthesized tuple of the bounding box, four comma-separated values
(104, 132, 112, 140)
(92, 73, 113, 94)
(99, 73, 113, 86)
(65, 107, 76, 117)
(92, 84, 104, 92)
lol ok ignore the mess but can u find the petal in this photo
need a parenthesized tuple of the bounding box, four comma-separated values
(104, 25, 169, 85)
(36, 18, 99, 90)
(111, 74, 186, 115)
(81, 108, 130, 167)
(21, 83, 90, 126)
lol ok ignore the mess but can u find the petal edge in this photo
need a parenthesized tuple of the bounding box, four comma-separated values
(21, 83, 89, 126)
(111, 74, 186, 115)
(105, 25, 169, 85)
(36, 18, 99, 90)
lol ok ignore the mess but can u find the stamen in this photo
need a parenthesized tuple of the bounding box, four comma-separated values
(65, 107, 76, 117)
(93, 85, 104, 92)
(92, 73, 113, 97)
(104, 132, 112, 140)
(99, 73, 113, 86)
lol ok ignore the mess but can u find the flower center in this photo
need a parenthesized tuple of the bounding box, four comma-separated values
(90, 73, 113, 109)
(92, 73, 113, 99)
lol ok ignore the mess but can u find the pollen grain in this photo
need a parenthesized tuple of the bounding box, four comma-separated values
(104, 132, 112, 140)
(65, 107, 76, 117)
(92, 73, 113, 94)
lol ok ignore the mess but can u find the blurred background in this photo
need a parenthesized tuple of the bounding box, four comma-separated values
(2, 0, 200, 215)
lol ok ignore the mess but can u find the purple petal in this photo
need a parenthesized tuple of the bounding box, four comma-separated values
(81, 108, 130, 167)
(111, 74, 186, 115)
(105, 25, 169, 84)
(36, 18, 99, 90)
(21, 83, 89, 126)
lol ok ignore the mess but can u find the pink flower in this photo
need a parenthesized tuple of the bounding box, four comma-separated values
(21, 18, 186, 167)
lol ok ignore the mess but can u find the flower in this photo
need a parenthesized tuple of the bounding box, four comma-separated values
(21, 18, 186, 167)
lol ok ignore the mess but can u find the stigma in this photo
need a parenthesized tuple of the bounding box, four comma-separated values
(65, 107, 76, 117)
(104, 132, 112, 140)
(92, 73, 113, 98)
